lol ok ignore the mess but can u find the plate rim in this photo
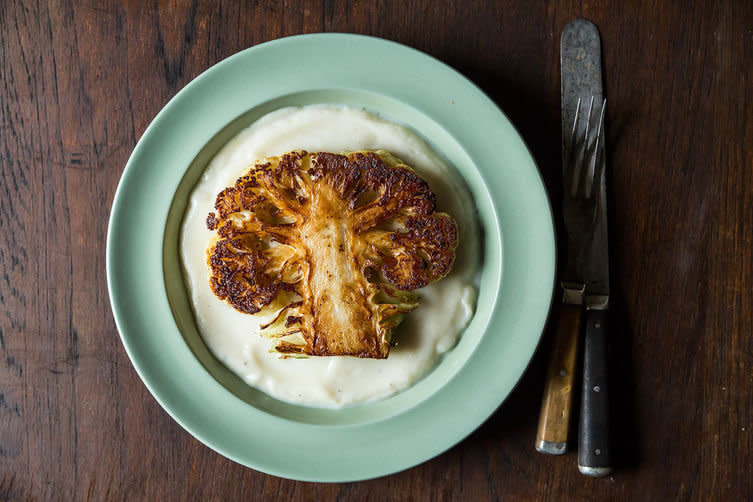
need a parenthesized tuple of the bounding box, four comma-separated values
(106, 33, 555, 482)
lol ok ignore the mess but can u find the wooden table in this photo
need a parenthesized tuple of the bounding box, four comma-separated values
(1, 1, 751, 500)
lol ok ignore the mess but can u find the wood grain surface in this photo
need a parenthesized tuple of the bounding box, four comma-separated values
(1, 0, 751, 500)
(537, 304, 581, 450)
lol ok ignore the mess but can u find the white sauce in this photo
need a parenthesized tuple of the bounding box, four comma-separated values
(180, 105, 478, 407)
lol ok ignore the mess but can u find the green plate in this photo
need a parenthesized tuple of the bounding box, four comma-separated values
(107, 34, 554, 482)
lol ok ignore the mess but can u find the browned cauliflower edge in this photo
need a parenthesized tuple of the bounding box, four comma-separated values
(205, 150, 458, 359)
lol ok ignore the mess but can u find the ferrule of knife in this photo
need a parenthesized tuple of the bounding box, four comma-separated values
(561, 282, 585, 305)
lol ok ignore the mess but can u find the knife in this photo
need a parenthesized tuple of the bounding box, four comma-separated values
(536, 17, 596, 457)
(560, 19, 612, 477)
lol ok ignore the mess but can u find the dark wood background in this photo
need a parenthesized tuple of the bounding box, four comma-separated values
(1, 0, 751, 500)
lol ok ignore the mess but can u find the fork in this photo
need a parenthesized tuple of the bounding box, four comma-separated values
(567, 96, 606, 204)
(536, 95, 607, 456)
(568, 96, 613, 477)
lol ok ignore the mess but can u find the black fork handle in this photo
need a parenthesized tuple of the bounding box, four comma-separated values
(578, 308, 611, 476)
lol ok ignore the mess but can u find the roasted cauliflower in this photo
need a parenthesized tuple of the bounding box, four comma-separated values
(206, 150, 458, 358)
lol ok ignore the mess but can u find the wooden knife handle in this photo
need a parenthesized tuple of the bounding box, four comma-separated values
(578, 308, 612, 476)
(536, 303, 581, 454)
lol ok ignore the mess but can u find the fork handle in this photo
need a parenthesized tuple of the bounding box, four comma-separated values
(578, 308, 612, 476)
(536, 303, 581, 454)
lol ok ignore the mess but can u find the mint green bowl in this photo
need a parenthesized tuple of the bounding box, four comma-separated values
(106, 34, 554, 481)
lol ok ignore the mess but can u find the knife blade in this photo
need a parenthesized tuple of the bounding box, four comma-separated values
(560, 18, 612, 477)
(561, 19, 609, 307)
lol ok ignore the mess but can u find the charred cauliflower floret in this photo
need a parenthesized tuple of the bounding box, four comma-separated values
(206, 150, 458, 358)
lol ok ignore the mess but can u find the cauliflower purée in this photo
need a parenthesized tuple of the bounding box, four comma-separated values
(180, 105, 478, 407)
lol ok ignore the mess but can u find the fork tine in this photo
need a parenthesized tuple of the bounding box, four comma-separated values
(584, 96, 595, 148)
(580, 97, 595, 197)
(570, 96, 595, 197)
(566, 97, 582, 186)
(569, 98, 586, 197)
(585, 98, 606, 198)
(568, 97, 582, 156)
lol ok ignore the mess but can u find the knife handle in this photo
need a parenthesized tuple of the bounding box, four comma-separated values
(578, 308, 612, 476)
(536, 303, 581, 454)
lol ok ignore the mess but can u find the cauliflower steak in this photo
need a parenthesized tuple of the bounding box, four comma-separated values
(206, 150, 458, 358)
